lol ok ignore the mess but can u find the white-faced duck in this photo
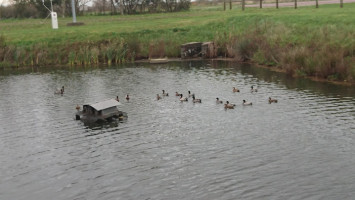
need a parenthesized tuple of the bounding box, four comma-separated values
(233, 87, 240, 93)
(179, 94, 188, 101)
(192, 94, 201, 103)
(55, 86, 64, 95)
(243, 100, 252, 105)
(224, 101, 236, 109)
(216, 98, 223, 104)
(251, 86, 258, 92)
(162, 90, 169, 96)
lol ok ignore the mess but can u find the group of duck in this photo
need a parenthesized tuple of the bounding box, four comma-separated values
(154, 86, 278, 109)
(57, 84, 278, 110)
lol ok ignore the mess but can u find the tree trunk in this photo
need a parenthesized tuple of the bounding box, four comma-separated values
(242, 0, 245, 10)
(103, 0, 106, 15)
(260, 0, 262, 8)
(224, 1, 226, 11)
(229, 0, 232, 10)
(62, 0, 65, 18)
(276, 0, 278, 8)
(294, 0, 297, 9)
(340, 0, 343, 7)
(316, 0, 318, 8)
(120, 0, 124, 15)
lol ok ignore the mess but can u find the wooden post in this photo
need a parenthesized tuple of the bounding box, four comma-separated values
(242, 0, 245, 10)
(294, 0, 297, 9)
(316, 0, 319, 8)
(224, 1, 226, 10)
(260, 0, 262, 8)
(340, 0, 343, 7)
(230, 0, 232, 10)
(276, 0, 279, 8)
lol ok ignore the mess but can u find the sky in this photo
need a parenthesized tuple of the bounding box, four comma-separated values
(0, 0, 9, 6)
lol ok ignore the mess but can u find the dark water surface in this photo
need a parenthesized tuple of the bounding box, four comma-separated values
(1, 61, 354, 200)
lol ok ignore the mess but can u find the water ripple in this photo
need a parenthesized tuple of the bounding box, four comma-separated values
(1, 62, 355, 200)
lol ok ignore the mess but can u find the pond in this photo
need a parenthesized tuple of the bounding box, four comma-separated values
(0, 61, 354, 200)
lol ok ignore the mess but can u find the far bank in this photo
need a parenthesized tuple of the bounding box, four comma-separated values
(0, 4, 354, 83)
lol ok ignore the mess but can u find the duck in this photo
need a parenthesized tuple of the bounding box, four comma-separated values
(192, 94, 201, 103)
(162, 90, 169, 96)
(243, 100, 252, 105)
(55, 86, 64, 95)
(233, 87, 240, 93)
(216, 97, 223, 104)
(157, 94, 162, 100)
(188, 90, 194, 97)
(224, 101, 235, 109)
(269, 97, 278, 103)
(251, 86, 258, 92)
(179, 94, 188, 101)
(175, 92, 182, 96)
(126, 94, 130, 101)
(75, 105, 80, 111)
(116, 96, 120, 102)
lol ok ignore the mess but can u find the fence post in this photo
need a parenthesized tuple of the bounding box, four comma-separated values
(294, 0, 297, 9)
(260, 0, 262, 8)
(230, 0, 232, 10)
(242, 0, 245, 10)
(224, 1, 226, 10)
(276, 0, 279, 8)
(340, 0, 343, 7)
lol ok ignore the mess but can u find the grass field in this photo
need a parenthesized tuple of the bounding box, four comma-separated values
(0, 3, 354, 82)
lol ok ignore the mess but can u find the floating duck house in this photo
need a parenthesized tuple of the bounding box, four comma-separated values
(75, 99, 127, 122)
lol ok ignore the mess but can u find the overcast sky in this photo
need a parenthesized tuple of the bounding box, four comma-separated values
(0, 0, 10, 6)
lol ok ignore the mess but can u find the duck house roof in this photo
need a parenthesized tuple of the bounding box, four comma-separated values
(84, 99, 121, 111)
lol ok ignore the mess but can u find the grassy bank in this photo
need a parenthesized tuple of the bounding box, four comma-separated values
(0, 3, 355, 82)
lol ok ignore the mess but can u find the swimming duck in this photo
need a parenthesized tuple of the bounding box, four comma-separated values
(116, 96, 120, 102)
(216, 98, 223, 104)
(192, 94, 201, 103)
(126, 94, 130, 101)
(157, 94, 162, 100)
(243, 100, 252, 105)
(176, 92, 182, 96)
(224, 101, 235, 109)
(233, 87, 240, 93)
(162, 90, 169, 96)
(55, 86, 64, 95)
(75, 105, 80, 111)
(179, 94, 188, 101)
(188, 91, 194, 97)
(251, 86, 258, 92)
(269, 97, 278, 103)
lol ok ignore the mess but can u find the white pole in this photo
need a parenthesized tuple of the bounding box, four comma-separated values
(71, 0, 77, 23)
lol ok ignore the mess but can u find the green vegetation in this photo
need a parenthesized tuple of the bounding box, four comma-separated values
(0, 3, 355, 82)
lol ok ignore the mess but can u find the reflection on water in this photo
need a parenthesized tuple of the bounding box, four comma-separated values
(0, 61, 355, 200)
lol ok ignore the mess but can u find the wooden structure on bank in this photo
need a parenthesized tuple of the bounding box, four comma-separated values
(181, 42, 216, 59)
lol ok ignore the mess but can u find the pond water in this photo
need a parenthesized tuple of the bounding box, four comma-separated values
(0, 61, 354, 200)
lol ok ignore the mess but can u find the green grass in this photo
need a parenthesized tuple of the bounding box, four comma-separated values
(0, 4, 352, 47)
(0, 3, 355, 82)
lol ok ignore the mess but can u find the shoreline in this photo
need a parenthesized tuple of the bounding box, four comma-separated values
(1, 58, 353, 86)
(136, 57, 355, 86)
